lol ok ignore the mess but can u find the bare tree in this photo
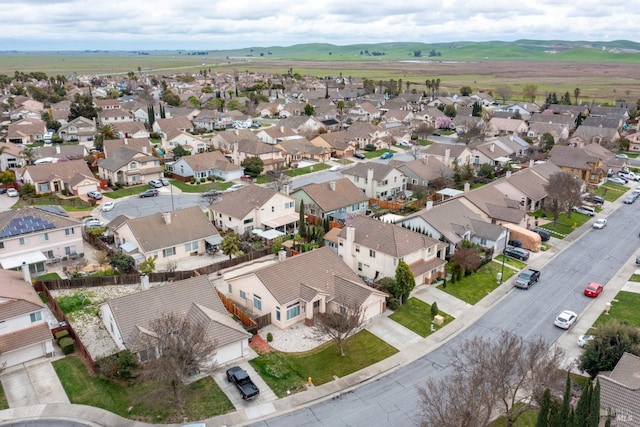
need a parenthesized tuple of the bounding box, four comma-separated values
(543, 172, 583, 227)
(418, 331, 565, 427)
(269, 170, 293, 192)
(139, 310, 218, 407)
(410, 144, 423, 160)
(450, 246, 481, 275)
(494, 84, 512, 104)
(313, 295, 364, 356)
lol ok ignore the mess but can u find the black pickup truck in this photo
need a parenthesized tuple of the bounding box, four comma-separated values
(515, 269, 540, 289)
(226, 366, 260, 400)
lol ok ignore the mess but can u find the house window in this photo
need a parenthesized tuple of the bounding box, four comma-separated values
(19, 237, 29, 245)
(65, 228, 74, 235)
(228, 283, 232, 294)
(286, 302, 300, 320)
(254, 295, 262, 311)
(369, 249, 376, 258)
(474, 156, 480, 165)
(0, 242, 4, 249)
(185, 241, 199, 251)
(313, 300, 320, 309)
(276, 307, 281, 322)
(240, 290, 247, 300)
(41, 233, 49, 242)
(243, 218, 253, 224)
(358, 262, 363, 272)
(271, 206, 275, 213)
(138, 347, 155, 363)
(30, 312, 42, 323)
(480, 238, 487, 245)
(355, 245, 360, 253)
(38, 183, 50, 192)
(162, 247, 176, 257)
(44, 250, 54, 259)
(130, 162, 137, 169)
(65, 246, 76, 255)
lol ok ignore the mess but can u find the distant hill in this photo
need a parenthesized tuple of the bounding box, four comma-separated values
(204, 40, 640, 63)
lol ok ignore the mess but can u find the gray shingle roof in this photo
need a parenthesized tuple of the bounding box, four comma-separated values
(292, 178, 368, 213)
(0, 269, 45, 321)
(0, 207, 80, 241)
(210, 185, 279, 218)
(342, 162, 398, 181)
(599, 352, 640, 424)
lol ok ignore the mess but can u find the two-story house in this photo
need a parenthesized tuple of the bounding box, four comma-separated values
(421, 142, 475, 168)
(337, 215, 447, 284)
(97, 147, 163, 187)
(6, 118, 46, 145)
(168, 150, 244, 182)
(22, 160, 100, 196)
(57, 116, 97, 144)
(548, 145, 606, 184)
(290, 178, 369, 224)
(341, 162, 406, 199)
(0, 142, 24, 170)
(229, 140, 286, 172)
(0, 207, 84, 274)
(209, 184, 298, 234)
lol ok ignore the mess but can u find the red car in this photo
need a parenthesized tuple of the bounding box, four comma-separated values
(584, 282, 604, 298)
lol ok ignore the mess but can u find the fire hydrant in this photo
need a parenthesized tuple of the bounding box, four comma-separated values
(308, 376, 313, 386)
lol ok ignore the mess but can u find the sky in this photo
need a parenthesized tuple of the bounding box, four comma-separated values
(0, 0, 636, 51)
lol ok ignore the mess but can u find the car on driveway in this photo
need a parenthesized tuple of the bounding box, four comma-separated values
(583, 194, 604, 205)
(592, 219, 607, 229)
(87, 191, 103, 200)
(160, 178, 170, 186)
(139, 189, 159, 198)
(83, 218, 104, 228)
(6, 188, 18, 197)
(572, 206, 595, 216)
(584, 282, 604, 298)
(353, 152, 366, 160)
(608, 177, 627, 185)
(225, 183, 246, 193)
(529, 227, 551, 241)
(101, 201, 115, 212)
(380, 152, 393, 159)
(554, 310, 578, 329)
(616, 153, 629, 159)
(504, 246, 530, 261)
(578, 335, 595, 347)
(148, 180, 163, 188)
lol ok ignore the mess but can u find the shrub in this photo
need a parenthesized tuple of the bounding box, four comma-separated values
(364, 143, 376, 151)
(55, 330, 69, 341)
(58, 336, 75, 354)
(200, 178, 206, 183)
(190, 177, 196, 184)
(96, 350, 139, 380)
(266, 332, 273, 342)
(387, 297, 401, 310)
(430, 302, 439, 318)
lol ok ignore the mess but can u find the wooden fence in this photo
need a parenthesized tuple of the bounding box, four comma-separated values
(369, 198, 402, 210)
(215, 289, 258, 333)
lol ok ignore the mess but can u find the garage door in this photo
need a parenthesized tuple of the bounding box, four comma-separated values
(0, 342, 47, 368)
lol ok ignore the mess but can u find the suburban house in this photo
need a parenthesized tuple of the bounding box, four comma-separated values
(470, 140, 512, 168)
(275, 137, 332, 163)
(421, 142, 475, 168)
(98, 109, 135, 125)
(100, 275, 252, 365)
(152, 117, 194, 142)
(209, 129, 256, 153)
(345, 122, 387, 149)
(209, 184, 298, 235)
(486, 117, 529, 137)
(390, 157, 451, 188)
(111, 121, 150, 139)
(164, 130, 208, 154)
(290, 178, 369, 224)
(598, 352, 640, 425)
(228, 140, 286, 172)
(193, 109, 233, 131)
(548, 145, 606, 185)
(22, 159, 100, 196)
(102, 137, 154, 158)
(94, 99, 121, 110)
(167, 150, 244, 182)
(341, 162, 407, 199)
(0, 207, 84, 274)
(569, 123, 620, 148)
(36, 144, 87, 162)
(310, 131, 356, 158)
(57, 117, 97, 144)
(224, 246, 387, 329)
(255, 126, 301, 145)
(626, 131, 640, 152)
(336, 215, 447, 284)
(6, 118, 47, 145)
(112, 206, 221, 265)
(97, 147, 164, 187)
(276, 115, 324, 135)
(0, 142, 24, 170)
(0, 269, 55, 368)
(399, 198, 508, 255)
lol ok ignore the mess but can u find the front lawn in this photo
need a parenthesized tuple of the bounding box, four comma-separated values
(494, 254, 527, 270)
(53, 356, 234, 423)
(171, 180, 231, 193)
(538, 211, 593, 236)
(14, 195, 93, 211)
(249, 329, 398, 398)
(440, 261, 517, 305)
(34, 272, 62, 281)
(361, 149, 393, 159)
(593, 291, 640, 328)
(629, 274, 640, 282)
(490, 402, 539, 426)
(592, 182, 628, 202)
(388, 297, 454, 337)
(283, 163, 330, 177)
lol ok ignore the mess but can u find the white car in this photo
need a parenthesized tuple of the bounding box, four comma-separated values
(101, 201, 115, 212)
(397, 140, 413, 147)
(554, 310, 578, 329)
(225, 183, 246, 192)
(328, 165, 342, 172)
(84, 219, 104, 228)
(578, 335, 595, 347)
(6, 188, 18, 197)
(592, 219, 607, 229)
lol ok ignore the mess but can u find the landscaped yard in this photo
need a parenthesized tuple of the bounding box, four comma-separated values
(490, 403, 539, 426)
(34, 272, 62, 281)
(53, 356, 234, 423)
(440, 261, 517, 305)
(388, 297, 454, 337)
(361, 149, 393, 159)
(592, 182, 628, 202)
(249, 330, 398, 398)
(283, 163, 330, 177)
(593, 291, 640, 328)
(538, 211, 593, 236)
(494, 254, 527, 270)
(107, 180, 231, 198)
(14, 195, 93, 212)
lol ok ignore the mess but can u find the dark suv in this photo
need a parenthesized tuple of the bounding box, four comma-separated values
(353, 152, 366, 159)
(529, 227, 551, 242)
(504, 246, 530, 261)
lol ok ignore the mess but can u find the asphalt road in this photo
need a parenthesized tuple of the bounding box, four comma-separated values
(252, 199, 639, 426)
(100, 192, 210, 221)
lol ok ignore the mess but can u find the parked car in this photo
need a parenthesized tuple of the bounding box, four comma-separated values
(504, 246, 530, 261)
(397, 140, 412, 147)
(515, 268, 540, 290)
(572, 206, 595, 216)
(592, 219, 607, 229)
(578, 335, 595, 348)
(6, 188, 18, 197)
(508, 239, 522, 247)
(328, 165, 342, 172)
(636, 255, 640, 265)
(139, 189, 159, 198)
(84, 219, 104, 228)
(432, 132, 441, 137)
(148, 180, 163, 188)
(160, 178, 170, 186)
(529, 227, 551, 241)
(583, 194, 604, 205)
(87, 191, 103, 200)
(226, 366, 260, 400)
(584, 282, 604, 298)
(225, 183, 246, 193)
(101, 201, 115, 212)
(554, 310, 578, 329)
(353, 152, 366, 160)
(380, 152, 393, 159)
(608, 177, 627, 185)
(616, 153, 629, 159)
(624, 195, 635, 204)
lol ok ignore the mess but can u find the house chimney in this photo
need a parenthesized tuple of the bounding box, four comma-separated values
(422, 156, 429, 165)
(282, 184, 290, 195)
(464, 182, 470, 193)
(529, 159, 534, 168)
(426, 200, 433, 210)
(124, 138, 128, 145)
(142, 145, 148, 154)
(329, 181, 336, 191)
(346, 225, 355, 243)
(278, 249, 286, 262)
(162, 211, 171, 225)
(490, 143, 495, 152)
(444, 147, 450, 165)
(55, 145, 61, 154)
(140, 274, 150, 291)
(21, 262, 32, 283)
(280, 126, 284, 134)
(234, 129, 239, 136)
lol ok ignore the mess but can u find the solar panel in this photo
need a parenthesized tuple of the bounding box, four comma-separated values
(0, 216, 56, 238)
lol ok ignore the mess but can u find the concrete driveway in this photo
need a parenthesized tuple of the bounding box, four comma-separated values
(0, 193, 20, 212)
(1, 358, 69, 407)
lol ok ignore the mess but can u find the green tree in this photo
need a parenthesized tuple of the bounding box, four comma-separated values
(574, 87, 581, 104)
(160, 88, 181, 107)
(543, 172, 583, 227)
(18, 183, 35, 198)
(187, 95, 200, 108)
(304, 103, 315, 116)
(20, 146, 36, 165)
(94, 123, 118, 151)
(68, 93, 98, 121)
(0, 171, 16, 185)
(578, 319, 640, 378)
(241, 157, 264, 178)
(522, 84, 538, 102)
(590, 380, 600, 427)
(443, 104, 457, 118)
(227, 99, 244, 112)
(221, 232, 241, 259)
(460, 86, 472, 96)
(430, 301, 439, 318)
(298, 201, 306, 238)
(139, 256, 157, 275)
(395, 260, 416, 305)
(541, 133, 555, 152)
(109, 252, 135, 273)
(172, 144, 190, 159)
(535, 388, 551, 427)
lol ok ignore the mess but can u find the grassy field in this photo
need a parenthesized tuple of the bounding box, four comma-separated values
(53, 356, 234, 423)
(283, 163, 330, 177)
(593, 291, 640, 328)
(388, 297, 454, 337)
(249, 330, 398, 398)
(440, 261, 517, 305)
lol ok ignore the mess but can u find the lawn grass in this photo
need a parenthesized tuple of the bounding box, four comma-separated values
(250, 329, 398, 397)
(255, 175, 273, 184)
(440, 261, 517, 305)
(629, 274, 640, 282)
(106, 185, 150, 199)
(283, 163, 330, 177)
(490, 402, 539, 426)
(0, 383, 8, 410)
(593, 291, 640, 328)
(494, 254, 527, 270)
(539, 211, 592, 236)
(53, 356, 234, 423)
(171, 180, 232, 193)
(388, 297, 454, 337)
(13, 195, 92, 211)
(34, 272, 62, 281)
(362, 149, 393, 159)
(592, 182, 628, 202)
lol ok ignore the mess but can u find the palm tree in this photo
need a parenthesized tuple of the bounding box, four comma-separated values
(20, 146, 36, 165)
(94, 123, 118, 151)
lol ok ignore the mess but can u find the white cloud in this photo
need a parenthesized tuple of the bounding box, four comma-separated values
(0, 0, 636, 50)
